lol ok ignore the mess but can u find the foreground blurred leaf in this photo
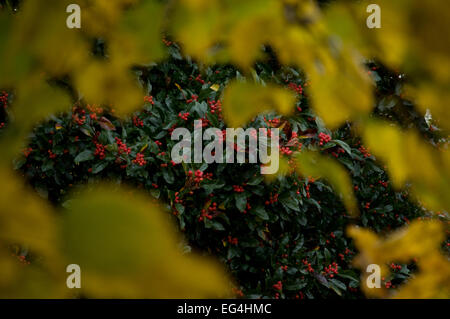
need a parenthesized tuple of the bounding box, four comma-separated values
(306, 50, 373, 130)
(111, 0, 166, 66)
(222, 81, 296, 127)
(61, 184, 232, 298)
(294, 151, 358, 216)
(74, 61, 143, 116)
(0, 169, 58, 258)
(0, 76, 71, 161)
(170, 0, 222, 63)
(0, 168, 64, 298)
(348, 220, 450, 298)
(363, 120, 450, 212)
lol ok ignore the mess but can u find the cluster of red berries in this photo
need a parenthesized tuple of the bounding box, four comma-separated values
(73, 113, 86, 125)
(23, 147, 33, 157)
(390, 263, 402, 271)
(281, 265, 288, 271)
(174, 192, 184, 204)
(12, 253, 30, 265)
(0, 122, 4, 129)
(358, 145, 371, 158)
(272, 281, 282, 291)
(48, 149, 57, 159)
(378, 180, 388, 188)
(144, 95, 155, 104)
(86, 105, 102, 121)
(241, 202, 252, 214)
(114, 157, 127, 169)
(330, 147, 345, 158)
(86, 104, 103, 114)
(132, 152, 146, 166)
(302, 259, 314, 273)
(194, 74, 205, 85)
(233, 185, 244, 193)
(288, 82, 303, 95)
(115, 137, 131, 155)
(199, 209, 213, 221)
(187, 169, 206, 184)
(133, 116, 144, 127)
(305, 183, 311, 199)
(208, 201, 218, 213)
(208, 99, 222, 115)
(228, 236, 239, 245)
(94, 142, 106, 160)
(324, 262, 339, 278)
(0, 91, 8, 108)
(280, 146, 293, 156)
(318, 132, 331, 146)
(186, 94, 198, 104)
(266, 117, 280, 126)
(231, 288, 244, 298)
(265, 193, 279, 205)
(162, 38, 172, 47)
(178, 112, 189, 121)
(364, 202, 371, 209)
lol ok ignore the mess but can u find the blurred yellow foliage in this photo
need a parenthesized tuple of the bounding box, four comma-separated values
(0, 179, 233, 297)
(0, 0, 232, 298)
(61, 185, 232, 298)
(0, 0, 448, 299)
(348, 220, 450, 298)
(0, 168, 64, 298)
(222, 81, 296, 127)
(295, 151, 358, 216)
(362, 120, 450, 212)
(172, 0, 374, 130)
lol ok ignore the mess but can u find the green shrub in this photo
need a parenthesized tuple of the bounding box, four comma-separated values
(14, 45, 424, 298)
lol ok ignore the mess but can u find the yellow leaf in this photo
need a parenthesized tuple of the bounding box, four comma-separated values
(222, 81, 296, 127)
(74, 61, 143, 116)
(171, 0, 223, 62)
(139, 144, 148, 153)
(348, 219, 450, 298)
(210, 84, 220, 91)
(294, 151, 358, 216)
(61, 184, 232, 298)
(362, 120, 449, 212)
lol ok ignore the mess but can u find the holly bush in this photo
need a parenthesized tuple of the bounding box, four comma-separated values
(1, 0, 449, 299)
(11, 44, 429, 298)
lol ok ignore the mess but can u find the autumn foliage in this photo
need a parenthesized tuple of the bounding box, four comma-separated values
(0, 0, 449, 298)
